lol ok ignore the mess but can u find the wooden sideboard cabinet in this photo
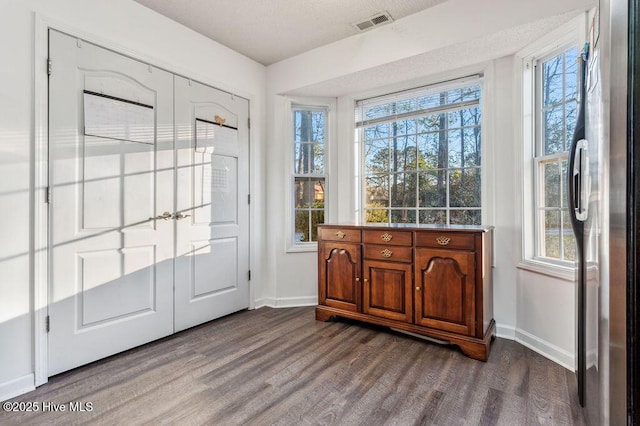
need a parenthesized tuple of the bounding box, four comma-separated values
(317, 224, 495, 361)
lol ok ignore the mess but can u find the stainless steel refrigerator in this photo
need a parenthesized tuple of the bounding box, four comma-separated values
(569, 0, 637, 424)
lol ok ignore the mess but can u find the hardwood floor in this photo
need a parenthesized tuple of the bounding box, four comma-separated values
(1, 307, 585, 425)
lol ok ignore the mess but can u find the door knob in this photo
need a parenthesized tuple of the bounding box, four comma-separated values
(151, 211, 172, 221)
(174, 212, 191, 220)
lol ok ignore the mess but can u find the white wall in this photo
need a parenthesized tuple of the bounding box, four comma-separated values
(0, 0, 266, 400)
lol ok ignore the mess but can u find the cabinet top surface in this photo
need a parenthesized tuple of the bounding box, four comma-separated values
(318, 223, 494, 232)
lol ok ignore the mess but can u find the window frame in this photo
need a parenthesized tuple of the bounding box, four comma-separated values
(532, 46, 580, 266)
(286, 99, 334, 252)
(356, 78, 485, 226)
(517, 15, 585, 279)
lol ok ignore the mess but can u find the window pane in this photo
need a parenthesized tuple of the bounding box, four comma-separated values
(418, 171, 446, 207)
(293, 111, 305, 142)
(448, 129, 462, 168)
(461, 107, 482, 127)
(366, 209, 389, 223)
(543, 161, 561, 207)
(392, 119, 416, 136)
(419, 210, 446, 224)
(312, 179, 325, 206)
(365, 139, 389, 175)
(418, 131, 445, 168)
(451, 209, 481, 225)
(543, 210, 561, 259)
(310, 209, 324, 242)
(391, 173, 416, 207)
(294, 177, 312, 208)
(312, 143, 324, 174)
(391, 136, 417, 172)
(391, 209, 416, 224)
(365, 123, 389, 140)
(294, 210, 309, 243)
(562, 209, 576, 261)
(462, 127, 481, 167)
(450, 168, 481, 207)
(448, 110, 462, 128)
(366, 175, 389, 208)
(294, 143, 312, 174)
(544, 106, 564, 154)
(564, 47, 579, 101)
(543, 54, 564, 107)
(311, 111, 325, 143)
(417, 114, 442, 133)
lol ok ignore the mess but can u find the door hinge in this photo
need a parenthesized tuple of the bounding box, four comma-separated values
(47, 58, 52, 76)
(475, 320, 478, 331)
(46, 315, 50, 333)
(248, 118, 251, 129)
(45, 186, 51, 204)
(248, 194, 251, 204)
(248, 270, 251, 281)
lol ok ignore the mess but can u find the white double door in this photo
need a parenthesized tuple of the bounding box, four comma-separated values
(48, 30, 249, 375)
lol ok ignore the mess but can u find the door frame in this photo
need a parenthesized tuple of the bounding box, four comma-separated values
(33, 15, 256, 386)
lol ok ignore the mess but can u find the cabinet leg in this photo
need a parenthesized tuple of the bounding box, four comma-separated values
(315, 307, 333, 322)
(457, 341, 489, 362)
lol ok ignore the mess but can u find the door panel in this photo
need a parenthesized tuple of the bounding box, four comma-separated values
(318, 243, 361, 312)
(48, 30, 175, 375)
(414, 248, 475, 335)
(363, 260, 413, 322)
(174, 77, 250, 331)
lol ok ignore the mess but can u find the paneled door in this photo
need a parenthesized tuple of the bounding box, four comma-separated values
(414, 248, 476, 336)
(48, 30, 175, 375)
(173, 77, 250, 331)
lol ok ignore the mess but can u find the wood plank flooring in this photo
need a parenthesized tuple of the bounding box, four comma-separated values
(1, 307, 585, 425)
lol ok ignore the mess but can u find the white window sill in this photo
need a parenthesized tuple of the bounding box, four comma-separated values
(517, 259, 577, 282)
(286, 243, 318, 254)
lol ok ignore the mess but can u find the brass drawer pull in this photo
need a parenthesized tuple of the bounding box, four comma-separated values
(436, 236, 451, 246)
(380, 232, 393, 242)
(335, 231, 346, 239)
(380, 249, 393, 258)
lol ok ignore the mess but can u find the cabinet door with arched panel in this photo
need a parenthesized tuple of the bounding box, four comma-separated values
(414, 248, 476, 336)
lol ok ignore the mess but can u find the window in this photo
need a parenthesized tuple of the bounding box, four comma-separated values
(292, 106, 326, 244)
(534, 46, 578, 263)
(357, 81, 482, 225)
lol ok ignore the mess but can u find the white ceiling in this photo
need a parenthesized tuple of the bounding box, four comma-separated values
(133, 0, 447, 65)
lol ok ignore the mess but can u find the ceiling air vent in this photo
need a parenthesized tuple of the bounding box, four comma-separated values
(353, 11, 393, 32)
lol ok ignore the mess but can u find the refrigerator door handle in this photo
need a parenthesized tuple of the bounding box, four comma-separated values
(571, 139, 589, 222)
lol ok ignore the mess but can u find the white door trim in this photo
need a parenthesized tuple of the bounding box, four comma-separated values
(34, 13, 50, 387)
(33, 13, 256, 388)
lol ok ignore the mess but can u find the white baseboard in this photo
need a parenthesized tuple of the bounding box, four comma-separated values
(255, 296, 317, 308)
(515, 328, 575, 371)
(0, 374, 35, 402)
(496, 323, 516, 339)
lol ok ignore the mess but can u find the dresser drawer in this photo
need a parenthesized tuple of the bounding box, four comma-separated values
(364, 244, 412, 263)
(363, 230, 412, 246)
(318, 227, 361, 243)
(415, 231, 475, 250)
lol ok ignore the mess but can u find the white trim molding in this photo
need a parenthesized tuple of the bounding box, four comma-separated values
(0, 374, 35, 402)
(255, 296, 318, 309)
(33, 13, 50, 388)
(515, 328, 575, 371)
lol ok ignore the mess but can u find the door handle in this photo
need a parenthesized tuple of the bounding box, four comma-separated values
(151, 211, 172, 221)
(174, 212, 191, 220)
